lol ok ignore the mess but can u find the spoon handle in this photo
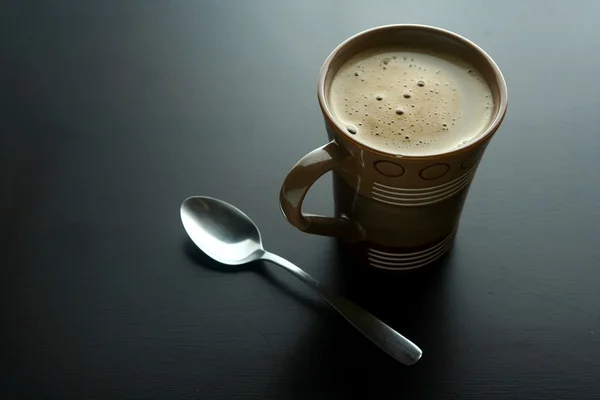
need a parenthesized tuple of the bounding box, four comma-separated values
(260, 251, 422, 366)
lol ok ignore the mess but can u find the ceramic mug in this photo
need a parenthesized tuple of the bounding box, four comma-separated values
(280, 24, 507, 270)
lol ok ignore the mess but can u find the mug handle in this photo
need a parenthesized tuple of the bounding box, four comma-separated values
(279, 140, 365, 242)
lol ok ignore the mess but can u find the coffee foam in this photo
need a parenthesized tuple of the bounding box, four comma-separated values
(329, 45, 493, 156)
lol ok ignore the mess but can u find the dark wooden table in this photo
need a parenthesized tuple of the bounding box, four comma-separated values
(2, 1, 600, 398)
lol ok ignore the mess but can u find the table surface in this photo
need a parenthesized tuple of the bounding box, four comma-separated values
(2, 1, 600, 399)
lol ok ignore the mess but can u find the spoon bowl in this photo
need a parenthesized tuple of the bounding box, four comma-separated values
(181, 196, 264, 265)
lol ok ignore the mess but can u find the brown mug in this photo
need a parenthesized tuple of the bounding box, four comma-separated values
(280, 24, 508, 270)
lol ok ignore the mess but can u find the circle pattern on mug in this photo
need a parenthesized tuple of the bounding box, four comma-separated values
(374, 161, 405, 177)
(420, 163, 450, 180)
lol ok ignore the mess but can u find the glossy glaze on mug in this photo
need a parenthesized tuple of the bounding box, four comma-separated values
(280, 24, 507, 270)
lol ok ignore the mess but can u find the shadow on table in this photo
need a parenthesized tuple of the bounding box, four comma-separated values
(271, 240, 462, 398)
(329, 239, 456, 325)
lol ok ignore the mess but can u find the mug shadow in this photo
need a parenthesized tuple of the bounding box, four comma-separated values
(276, 239, 462, 399)
(330, 240, 455, 318)
(181, 238, 324, 314)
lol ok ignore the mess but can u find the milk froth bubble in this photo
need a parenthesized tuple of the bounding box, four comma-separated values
(329, 45, 494, 155)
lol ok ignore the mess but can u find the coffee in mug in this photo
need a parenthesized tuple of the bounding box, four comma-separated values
(330, 45, 493, 156)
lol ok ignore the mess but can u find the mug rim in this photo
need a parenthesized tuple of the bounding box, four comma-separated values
(317, 24, 508, 160)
